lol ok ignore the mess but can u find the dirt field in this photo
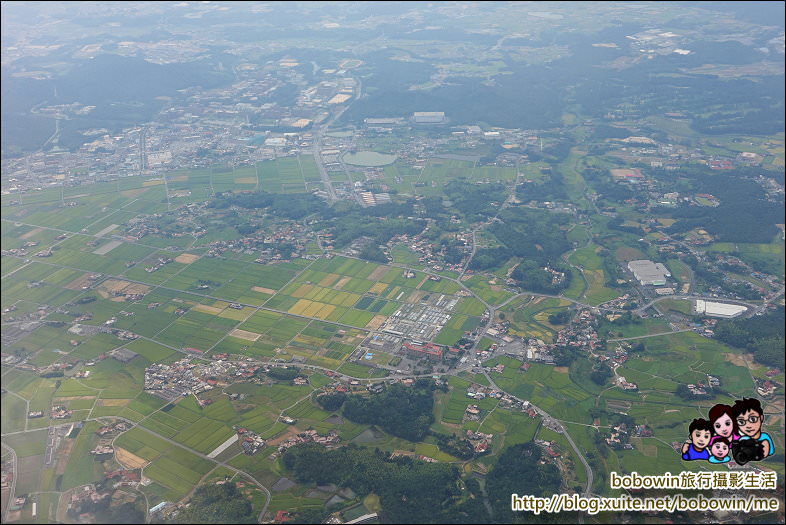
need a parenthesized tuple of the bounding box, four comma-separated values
(124, 283, 151, 295)
(142, 180, 164, 187)
(64, 273, 94, 290)
(723, 352, 752, 367)
(55, 439, 75, 476)
(234, 177, 257, 184)
(252, 286, 276, 295)
(553, 366, 569, 373)
(266, 428, 299, 447)
(367, 266, 388, 281)
(102, 279, 131, 293)
(334, 277, 351, 289)
(365, 315, 387, 330)
(175, 253, 200, 264)
(97, 399, 129, 407)
(194, 304, 224, 315)
(115, 447, 148, 469)
(54, 396, 95, 401)
(19, 227, 43, 240)
(230, 329, 261, 342)
(120, 188, 149, 198)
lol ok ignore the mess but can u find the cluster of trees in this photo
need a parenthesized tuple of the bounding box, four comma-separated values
(431, 432, 476, 460)
(341, 381, 435, 441)
(266, 366, 301, 381)
(510, 260, 573, 294)
(314, 391, 346, 412)
(656, 171, 782, 244)
(208, 190, 326, 220)
(548, 309, 573, 325)
(313, 200, 425, 251)
(168, 482, 256, 524)
(489, 207, 572, 266)
(485, 443, 562, 523)
(283, 443, 478, 523)
(714, 307, 785, 369)
(676, 383, 716, 401)
(444, 180, 507, 222)
(590, 363, 614, 386)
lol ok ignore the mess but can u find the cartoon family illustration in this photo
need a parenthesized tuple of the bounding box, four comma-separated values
(681, 398, 774, 465)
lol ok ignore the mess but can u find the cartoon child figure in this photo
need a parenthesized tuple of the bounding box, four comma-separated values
(708, 436, 731, 464)
(708, 404, 740, 443)
(681, 418, 712, 461)
(732, 398, 774, 459)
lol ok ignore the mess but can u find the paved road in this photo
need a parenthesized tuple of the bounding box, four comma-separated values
(607, 328, 694, 342)
(1, 443, 18, 523)
(482, 371, 593, 523)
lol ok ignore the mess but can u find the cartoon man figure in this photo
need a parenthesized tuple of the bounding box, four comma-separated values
(708, 436, 731, 464)
(681, 418, 712, 461)
(732, 398, 773, 461)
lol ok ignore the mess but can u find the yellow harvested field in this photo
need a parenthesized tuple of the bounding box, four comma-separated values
(175, 253, 200, 264)
(234, 177, 257, 184)
(339, 293, 361, 307)
(194, 304, 224, 315)
(289, 299, 313, 315)
(169, 175, 188, 182)
(302, 301, 327, 317)
(292, 284, 314, 298)
(252, 286, 277, 295)
(369, 282, 387, 294)
(142, 179, 164, 186)
(319, 273, 340, 287)
(365, 315, 387, 330)
(328, 94, 351, 104)
(314, 304, 335, 319)
(230, 329, 262, 342)
(334, 277, 351, 289)
(98, 399, 130, 407)
(115, 448, 149, 469)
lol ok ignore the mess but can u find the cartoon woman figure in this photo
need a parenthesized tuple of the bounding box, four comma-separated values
(708, 404, 740, 443)
(708, 436, 731, 464)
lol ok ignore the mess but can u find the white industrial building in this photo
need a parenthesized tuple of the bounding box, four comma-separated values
(694, 300, 748, 319)
(413, 111, 445, 123)
(628, 259, 670, 286)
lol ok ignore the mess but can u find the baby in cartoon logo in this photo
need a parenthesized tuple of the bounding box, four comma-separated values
(680, 397, 773, 465)
(708, 436, 731, 464)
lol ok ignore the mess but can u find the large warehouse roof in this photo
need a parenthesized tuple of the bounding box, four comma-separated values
(627, 260, 670, 285)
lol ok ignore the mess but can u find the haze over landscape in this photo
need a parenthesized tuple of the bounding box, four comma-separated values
(1, 2, 784, 524)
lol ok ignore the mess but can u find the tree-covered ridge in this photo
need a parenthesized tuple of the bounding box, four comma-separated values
(168, 482, 256, 524)
(714, 307, 785, 369)
(488, 207, 573, 265)
(485, 442, 563, 523)
(341, 380, 436, 442)
(283, 443, 488, 523)
(208, 190, 328, 220)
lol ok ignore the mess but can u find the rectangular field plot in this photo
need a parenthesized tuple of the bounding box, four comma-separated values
(156, 309, 238, 352)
